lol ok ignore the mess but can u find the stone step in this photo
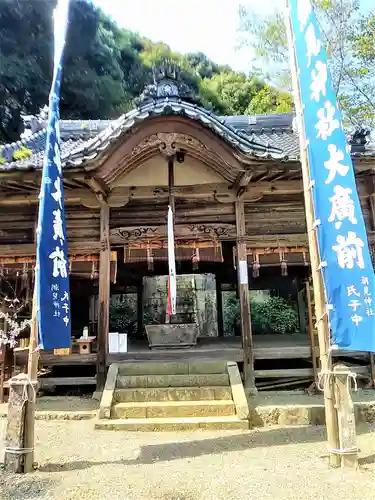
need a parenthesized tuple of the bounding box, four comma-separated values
(114, 386, 232, 403)
(111, 400, 236, 419)
(116, 373, 230, 389)
(117, 361, 228, 376)
(95, 416, 249, 431)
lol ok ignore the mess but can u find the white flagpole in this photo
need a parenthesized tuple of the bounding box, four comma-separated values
(167, 205, 177, 316)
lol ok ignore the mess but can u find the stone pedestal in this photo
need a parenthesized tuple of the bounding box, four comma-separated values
(145, 323, 199, 349)
(3, 374, 37, 473)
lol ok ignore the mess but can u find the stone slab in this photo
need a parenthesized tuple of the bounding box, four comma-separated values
(94, 416, 249, 431)
(114, 386, 232, 403)
(99, 363, 119, 419)
(227, 361, 249, 420)
(188, 362, 228, 374)
(116, 374, 230, 389)
(111, 400, 235, 419)
(118, 362, 189, 376)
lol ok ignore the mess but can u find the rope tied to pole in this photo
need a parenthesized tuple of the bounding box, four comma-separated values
(317, 369, 358, 396)
(3, 374, 37, 458)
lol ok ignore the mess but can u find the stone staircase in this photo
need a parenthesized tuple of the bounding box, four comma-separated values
(96, 361, 249, 431)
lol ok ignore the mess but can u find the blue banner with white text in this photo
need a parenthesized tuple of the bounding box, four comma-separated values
(36, 0, 71, 350)
(288, 0, 375, 352)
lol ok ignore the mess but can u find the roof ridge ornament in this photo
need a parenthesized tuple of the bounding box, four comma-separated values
(135, 60, 197, 106)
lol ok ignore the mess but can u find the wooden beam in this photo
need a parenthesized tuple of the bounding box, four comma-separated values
(235, 199, 256, 394)
(85, 176, 108, 196)
(107, 181, 304, 203)
(0, 189, 98, 207)
(0, 241, 101, 257)
(254, 368, 313, 378)
(97, 198, 110, 391)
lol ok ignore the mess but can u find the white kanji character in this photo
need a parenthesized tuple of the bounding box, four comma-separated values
(52, 292, 58, 300)
(63, 316, 69, 326)
(49, 246, 68, 278)
(53, 208, 65, 243)
(347, 285, 360, 297)
(332, 231, 365, 270)
(328, 185, 357, 229)
(365, 296, 373, 306)
(305, 23, 321, 67)
(310, 60, 327, 102)
(52, 177, 62, 208)
(61, 291, 69, 302)
(351, 314, 363, 326)
(62, 303, 69, 313)
(54, 310, 61, 318)
(51, 284, 59, 292)
(324, 145, 350, 184)
(54, 142, 62, 174)
(366, 308, 374, 317)
(297, 0, 312, 32)
(361, 276, 369, 286)
(53, 301, 60, 309)
(315, 101, 339, 140)
(348, 300, 361, 311)
(44, 176, 52, 185)
(55, 120, 61, 144)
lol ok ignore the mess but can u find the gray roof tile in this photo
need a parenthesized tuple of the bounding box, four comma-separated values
(0, 103, 373, 172)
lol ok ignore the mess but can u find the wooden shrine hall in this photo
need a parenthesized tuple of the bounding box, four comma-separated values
(1, 66, 375, 393)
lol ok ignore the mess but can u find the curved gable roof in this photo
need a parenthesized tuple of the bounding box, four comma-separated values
(0, 99, 291, 172)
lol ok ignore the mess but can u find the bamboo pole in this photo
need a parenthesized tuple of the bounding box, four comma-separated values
(305, 281, 319, 385)
(23, 277, 39, 473)
(285, 1, 340, 467)
(370, 353, 375, 388)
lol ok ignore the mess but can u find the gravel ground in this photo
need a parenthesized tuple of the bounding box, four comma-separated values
(1, 420, 375, 500)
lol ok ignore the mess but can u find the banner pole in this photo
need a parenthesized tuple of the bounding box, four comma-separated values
(284, 0, 341, 468)
(23, 273, 39, 473)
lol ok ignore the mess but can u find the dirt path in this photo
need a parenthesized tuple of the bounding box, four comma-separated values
(1, 420, 375, 500)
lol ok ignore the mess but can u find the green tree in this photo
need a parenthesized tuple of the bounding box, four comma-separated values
(238, 1, 375, 127)
(0, 0, 295, 144)
(200, 72, 292, 115)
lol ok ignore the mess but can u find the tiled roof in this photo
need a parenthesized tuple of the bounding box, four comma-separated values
(0, 101, 374, 172)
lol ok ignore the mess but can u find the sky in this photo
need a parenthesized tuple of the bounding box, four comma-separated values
(95, 0, 373, 73)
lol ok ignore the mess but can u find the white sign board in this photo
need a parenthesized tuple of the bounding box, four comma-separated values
(239, 260, 249, 285)
(118, 333, 128, 353)
(108, 332, 119, 354)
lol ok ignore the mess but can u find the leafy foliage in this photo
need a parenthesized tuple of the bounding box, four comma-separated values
(238, 1, 375, 128)
(250, 296, 299, 335)
(0, 0, 292, 143)
(223, 293, 299, 335)
(12, 146, 32, 161)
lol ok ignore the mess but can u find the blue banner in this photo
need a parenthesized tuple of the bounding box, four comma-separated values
(288, 0, 375, 352)
(36, 0, 71, 350)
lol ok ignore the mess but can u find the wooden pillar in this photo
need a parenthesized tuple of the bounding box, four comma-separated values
(96, 198, 110, 391)
(235, 199, 256, 394)
(305, 280, 318, 385)
(137, 279, 144, 339)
